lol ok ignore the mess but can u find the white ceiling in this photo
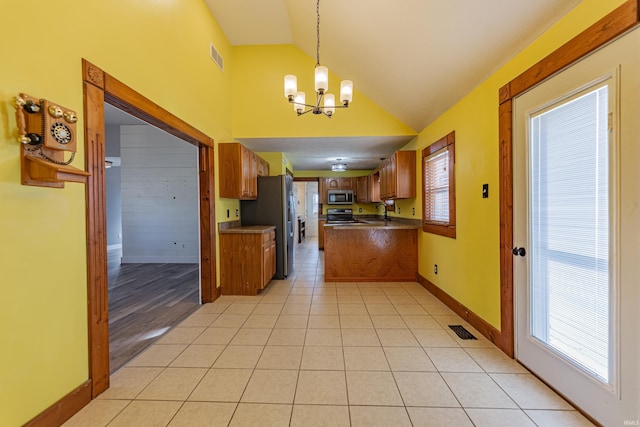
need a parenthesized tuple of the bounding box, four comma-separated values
(109, 0, 581, 171)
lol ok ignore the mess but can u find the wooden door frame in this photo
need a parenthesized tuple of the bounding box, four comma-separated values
(82, 59, 218, 396)
(497, 0, 639, 357)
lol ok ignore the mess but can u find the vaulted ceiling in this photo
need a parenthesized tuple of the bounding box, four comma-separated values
(111, 1, 583, 171)
(205, 0, 580, 171)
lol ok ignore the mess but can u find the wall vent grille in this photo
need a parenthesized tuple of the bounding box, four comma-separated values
(210, 43, 224, 71)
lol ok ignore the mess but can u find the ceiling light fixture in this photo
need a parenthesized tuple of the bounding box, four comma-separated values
(284, 0, 353, 118)
(331, 159, 347, 172)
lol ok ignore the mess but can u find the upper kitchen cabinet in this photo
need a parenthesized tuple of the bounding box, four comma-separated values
(219, 142, 259, 199)
(370, 170, 381, 203)
(319, 179, 328, 204)
(257, 156, 270, 177)
(356, 175, 370, 203)
(379, 150, 416, 200)
(325, 177, 354, 191)
(320, 177, 355, 204)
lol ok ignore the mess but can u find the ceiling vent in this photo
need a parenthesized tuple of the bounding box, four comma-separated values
(210, 43, 224, 71)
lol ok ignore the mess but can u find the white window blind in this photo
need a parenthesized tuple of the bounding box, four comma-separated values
(424, 149, 449, 223)
(529, 83, 610, 382)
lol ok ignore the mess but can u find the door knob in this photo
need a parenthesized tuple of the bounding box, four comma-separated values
(512, 247, 526, 257)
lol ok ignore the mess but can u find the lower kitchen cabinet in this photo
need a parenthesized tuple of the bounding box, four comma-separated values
(318, 219, 326, 249)
(220, 225, 276, 295)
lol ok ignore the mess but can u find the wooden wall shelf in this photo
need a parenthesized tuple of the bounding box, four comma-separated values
(21, 146, 89, 188)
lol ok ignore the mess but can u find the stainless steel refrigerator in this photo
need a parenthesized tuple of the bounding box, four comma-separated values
(240, 175, 294, 279)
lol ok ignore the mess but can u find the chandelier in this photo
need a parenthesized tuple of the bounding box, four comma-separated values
(331, 159, 347, 172)
(283, 0, 353, 117)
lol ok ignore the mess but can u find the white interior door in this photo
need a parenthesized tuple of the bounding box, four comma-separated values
(513, 28, 640, 426)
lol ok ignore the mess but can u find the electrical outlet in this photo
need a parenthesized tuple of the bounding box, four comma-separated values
(398, 207, 401, 214)
(412, 207, 415, 216)
(235, 209, 239, 217)
(434, 264, 438, 275)
(359, 207, 362, 213)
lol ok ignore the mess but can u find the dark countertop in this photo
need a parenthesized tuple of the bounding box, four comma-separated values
(218, 225, 276, 234)
(324, 219, 419, 230)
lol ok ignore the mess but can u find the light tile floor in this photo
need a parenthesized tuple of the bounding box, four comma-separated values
(64, 237, 594, 427)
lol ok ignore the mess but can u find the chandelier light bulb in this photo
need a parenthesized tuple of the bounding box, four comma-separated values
(284, 75, 297, 99)
(315, 66, 329, 94)
(340, 80, 353, 105)
(293, 92, 306, 114)
(324, 93, 335, 116)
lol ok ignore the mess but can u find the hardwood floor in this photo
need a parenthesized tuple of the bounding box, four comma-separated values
(108, 248, 200, 373)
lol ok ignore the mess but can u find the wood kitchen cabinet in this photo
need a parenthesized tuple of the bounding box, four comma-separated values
(379, 150, 416, 200)
(319, 179, 328, 204)
(338, 177, 354, 190)
(324, 177, 354, 191)
(257, 156, 270, 177)
(325, 177, 340, 190)
(219, 142, 264, 199)
(369, 170, 381, 203)
(318, 219, 326, 249)
(263, 231, 276, 288)
(220, 226, 276, 295)
(324, 225, 418, 281)
(356, 175, 370, 203)
(320, 177, 354, 204)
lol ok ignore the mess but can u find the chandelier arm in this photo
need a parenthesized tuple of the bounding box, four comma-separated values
(296, 108, 314, 116)
(287, 99, 349, 110)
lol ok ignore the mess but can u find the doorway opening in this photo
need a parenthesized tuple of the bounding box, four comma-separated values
(293, 180, 319, 241)
(83, 60, 217, 397)
(104, 104, 201, 373)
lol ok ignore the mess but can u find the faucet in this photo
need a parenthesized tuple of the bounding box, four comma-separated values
(376, 202, 389, 220)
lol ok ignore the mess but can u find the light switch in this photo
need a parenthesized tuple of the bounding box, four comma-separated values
(482, 183, 489, 198)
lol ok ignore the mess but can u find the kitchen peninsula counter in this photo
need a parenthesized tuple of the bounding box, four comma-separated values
(324, 219, 418, 282)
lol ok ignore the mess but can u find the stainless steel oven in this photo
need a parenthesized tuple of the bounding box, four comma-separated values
(326, 208, 355, 223)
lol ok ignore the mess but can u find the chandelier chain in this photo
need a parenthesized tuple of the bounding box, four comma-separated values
(284, 0, 352, 118)
(316, 0, 321, 66)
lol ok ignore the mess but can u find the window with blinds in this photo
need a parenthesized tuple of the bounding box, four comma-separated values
(529, 82, 611, 382)
(424, 149, 449, 222)
(422, 131, 456, 238)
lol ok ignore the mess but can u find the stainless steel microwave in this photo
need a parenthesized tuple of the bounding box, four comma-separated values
(327, 189, 354, 205)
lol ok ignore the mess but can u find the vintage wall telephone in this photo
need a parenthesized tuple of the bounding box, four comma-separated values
(15, 93, 88, 187)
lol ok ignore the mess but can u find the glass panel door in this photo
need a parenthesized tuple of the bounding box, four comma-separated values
(513, 27, 640, 426)
(529, 84, 610, 382)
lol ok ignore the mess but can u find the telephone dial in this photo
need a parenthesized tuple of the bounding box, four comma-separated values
(15, 93, 78, 165)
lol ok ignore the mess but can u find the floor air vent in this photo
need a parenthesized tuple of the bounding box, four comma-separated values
(448, 325, 477, 340)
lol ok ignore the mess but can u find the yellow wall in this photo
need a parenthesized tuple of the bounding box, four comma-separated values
(255, 151, 293, 176)
(232, 45, 416, 139)
(404, 0, 627, 329)
(0, 0, 628, 424)
(0, 0, 234, 425)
